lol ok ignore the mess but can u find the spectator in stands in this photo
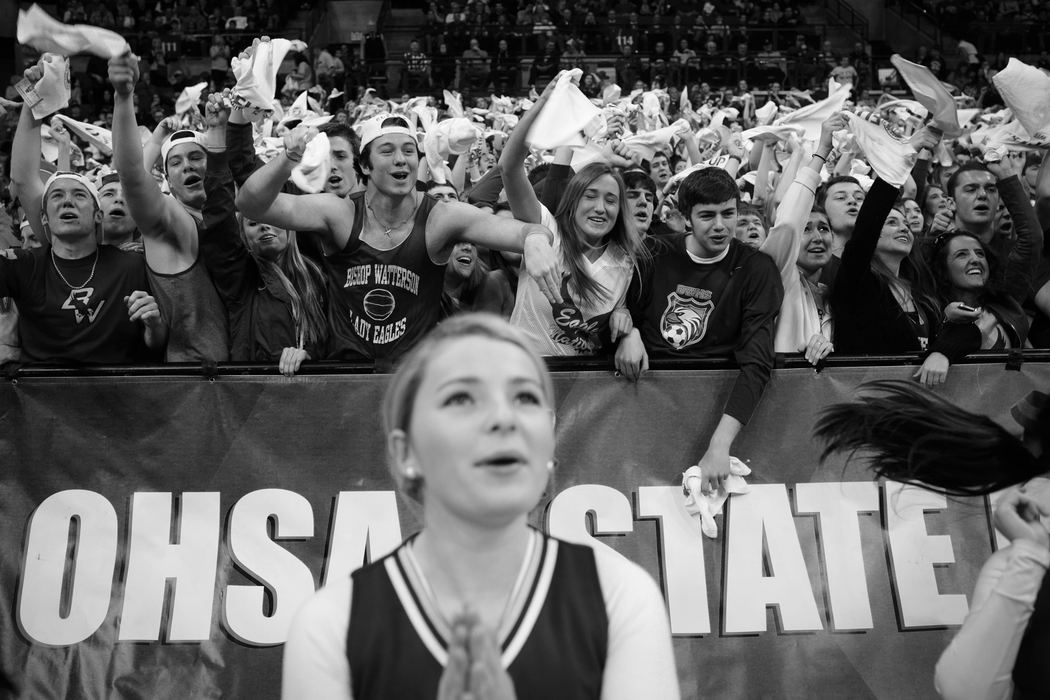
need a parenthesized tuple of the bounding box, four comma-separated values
(788, 34, 814, 88)
(529, 43, 560, 90)
(817, 175, 866, 256)
(672, 38, 697, 85)
(235, 113, 560, 364)
(314, 45, 340, 91)
(499, 77, 647, 357)
(6, 105, 165, 364)
(830, 127, 942, 356)
(460, 38, 491, 92)
(209, 35, 231, 91)
(491, 39, 518, 93)
(648, 151, 673, 194)
(615, 45, 643, 91)
(199, 93, 327, 375)
(830, 56, 859, 89)
(282, 50, 314, 100)
(109, 54, 230, 363)
(401, 40, 432, 92)
(616, 168, 783, 496)
(431, 41, 457, 90)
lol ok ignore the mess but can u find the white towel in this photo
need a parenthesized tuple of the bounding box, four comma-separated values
(681, 458, 752, 539)
(52, 113, 113, 155)
(754, 100, 778, 125)
(175, 82, 208, 116)
(527, 69, 603, 150)
(232, 38, 294, 116)
(890, 55, 961, 136)
(621, 118, 692, 162)
(422, 118, 478, 185)
(846, 113, 916, 187)
(290, 132, 330, 193)
(992, 57, 1050, 140)
(17, 4, 129, 58)
(18, 54, 70, 120)
(443, 89, 464, 118)
(773, 81, 851, 142)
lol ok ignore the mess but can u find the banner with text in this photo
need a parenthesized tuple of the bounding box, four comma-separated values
(1, 363, 1045, 699)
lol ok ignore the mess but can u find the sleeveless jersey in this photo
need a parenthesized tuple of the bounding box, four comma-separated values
(147, 218, 229, 362)
(320, 192, 444, 364)
(347, 531, 608, 700)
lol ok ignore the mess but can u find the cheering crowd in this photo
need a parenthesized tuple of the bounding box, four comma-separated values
(1, 11, 1049, 399)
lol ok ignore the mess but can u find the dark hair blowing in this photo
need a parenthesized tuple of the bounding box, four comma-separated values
(816, 380, 1050, 497)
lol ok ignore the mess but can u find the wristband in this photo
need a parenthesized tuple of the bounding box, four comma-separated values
(284, 149, 303, 163)
(813, 153, 828, 163)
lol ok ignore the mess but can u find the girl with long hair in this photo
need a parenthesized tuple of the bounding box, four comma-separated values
(915, 230, 1034, 385)
(829, 126, 943, 357)
(281, 313, 680, 699)
(498, 73, 647, 357)
(201, 92, 328, 375)
(816, 380, 1050, 700)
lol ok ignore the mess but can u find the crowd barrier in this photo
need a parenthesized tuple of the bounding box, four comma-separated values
(1, 356, 1046, 698)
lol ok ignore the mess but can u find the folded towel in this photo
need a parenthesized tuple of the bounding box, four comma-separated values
(290, 132, 330, 193)
(890, 55, 961, 136)
(992, 57, 1050, 140)
(18, 54, 70, 120)
(527, 69, 603, 150)
(232, 37, 295, 117)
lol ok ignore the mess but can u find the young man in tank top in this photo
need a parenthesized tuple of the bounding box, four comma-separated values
(237, 113, 561, 364)
(108, 53, 230, 363)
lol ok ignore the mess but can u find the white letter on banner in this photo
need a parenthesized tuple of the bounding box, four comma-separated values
(321, 491, 403, 586)
(224, 490, 316, 645)
(636, 486, 711, 635)
(19, 490, 117, 645)
(119, 492, 220, 641)
(724, 484, 823, 634)
(794, 482, 879, 630)
(545, 485, 633, 559)
(883, 481, 969, 627)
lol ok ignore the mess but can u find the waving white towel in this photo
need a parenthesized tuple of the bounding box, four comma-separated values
(846, 113, 917, 187)
(232, 38, 295, 116)
(527, 69, 603, 149)
(290, 132, 330, 193)
(18, 54, 70, 120)
(681, 458, 752, 539)
(17, 4, 129, 58)
(890, 55, 961, 136)
(992, 58, 1050, 140)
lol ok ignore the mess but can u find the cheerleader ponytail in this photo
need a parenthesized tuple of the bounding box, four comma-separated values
(815, 380, 1049, 497)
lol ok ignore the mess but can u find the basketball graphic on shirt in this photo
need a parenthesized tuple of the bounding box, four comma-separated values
(363, 289, 396, 321)
(660, 292, 713, 350)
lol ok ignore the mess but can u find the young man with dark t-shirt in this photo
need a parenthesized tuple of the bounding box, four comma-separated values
(615, 167, 783, 494)
(0, 171, 166, 363)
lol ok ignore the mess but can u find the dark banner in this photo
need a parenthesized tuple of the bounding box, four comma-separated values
(1, 362, 1045, 698)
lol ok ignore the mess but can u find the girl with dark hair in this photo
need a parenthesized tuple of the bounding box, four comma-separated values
(201, 93, 328, 376)
(915, 230, 1033, 386)
(498, 73, 647, 356)
(816, 380, 1050, 700)
(829, 126, 943, 358)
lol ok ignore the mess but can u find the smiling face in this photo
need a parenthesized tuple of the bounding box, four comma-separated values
(98, 181, 137, 241)
(625, 187, 655, 231)
(943, 234, 988, 293)
(687, 199, 736, 258)
(924, 185, 948, 218)
(572, 173, 620, 246)
(875, 207, 913, 258)
(42, 180, 101, 241)
(734, 212, 766, 248)
(797, 211, 833, 273)
(363, 134, 419, 195)
(823, 181, 865, 234)
(165, 142, 208, 209)
(448, 241, 477, 279)
(391, 335, 554, 527)
(325, 135, 358, 196)
(242, 217, 289, 259)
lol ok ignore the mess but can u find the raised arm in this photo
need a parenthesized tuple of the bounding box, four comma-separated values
(497, 75, 561, 224)
(109, 53, 197, 250)
(234, 124, 337, 236)
(11, 97, 46, 243)
(988, 156, 1043, 305)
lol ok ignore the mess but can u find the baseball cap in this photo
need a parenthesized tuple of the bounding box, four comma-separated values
(161, 130, 205, 168)
(354, 113, 414, 149)
(41, 172, 101, 210)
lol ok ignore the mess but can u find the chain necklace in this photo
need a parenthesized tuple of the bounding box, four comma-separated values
(365, 198, 417, 237)
(51, 247, 99, 291)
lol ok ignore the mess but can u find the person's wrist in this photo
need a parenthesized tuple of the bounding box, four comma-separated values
(284, 148, 303, 163)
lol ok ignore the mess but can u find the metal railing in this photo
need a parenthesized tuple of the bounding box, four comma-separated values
(3, 350, 1045, 379)
(821, 0, 869, 41)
